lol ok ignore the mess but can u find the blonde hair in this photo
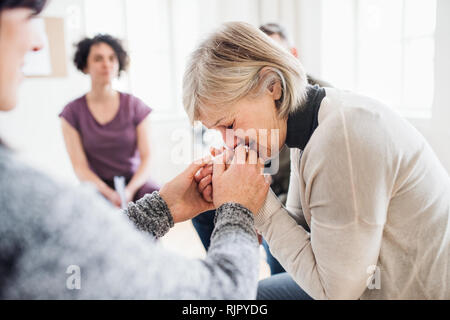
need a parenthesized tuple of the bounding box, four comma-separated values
(183, 21, 308, 124)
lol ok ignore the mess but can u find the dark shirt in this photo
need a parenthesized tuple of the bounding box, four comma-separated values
(285, 85, 326, 150)
(268, 85, 326, 201)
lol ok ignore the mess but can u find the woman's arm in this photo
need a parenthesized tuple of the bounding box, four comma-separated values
(284, 149, 309, 230)
(125, 116, 153, 201)
(2, 148, 265, 299)
(115, 146, 266, 298)
(60, 118, 121, 206)
(125, 192, 173, 238)
(254, 109, 389, 300)
(2, 173, 260, 299)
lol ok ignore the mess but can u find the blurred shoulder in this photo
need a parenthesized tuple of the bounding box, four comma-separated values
(62, 95, 86, 111)
(121, 92, 149, 108)
(0, 146, 115, 228)
(320, 87, 407, 134)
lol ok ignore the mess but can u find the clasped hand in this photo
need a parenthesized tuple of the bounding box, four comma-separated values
(159, 145, 270, 224)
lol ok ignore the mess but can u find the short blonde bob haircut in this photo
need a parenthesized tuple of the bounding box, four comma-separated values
(183, 21, 308, 124)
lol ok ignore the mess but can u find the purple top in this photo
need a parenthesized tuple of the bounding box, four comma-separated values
(59, 92, 152, 181)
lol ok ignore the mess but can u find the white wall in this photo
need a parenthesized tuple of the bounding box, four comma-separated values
(417, 0, 450, 173)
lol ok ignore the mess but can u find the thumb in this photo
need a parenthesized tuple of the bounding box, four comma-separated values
(184, 156, 211, 178)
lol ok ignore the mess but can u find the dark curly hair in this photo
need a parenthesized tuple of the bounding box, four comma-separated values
(0, 0, 47, 14)
(73, 34, 129, 77)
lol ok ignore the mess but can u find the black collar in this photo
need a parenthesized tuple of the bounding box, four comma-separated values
(285, 85, 326, 150)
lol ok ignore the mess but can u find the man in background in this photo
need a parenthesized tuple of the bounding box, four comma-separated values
(260, 22, 332, 88)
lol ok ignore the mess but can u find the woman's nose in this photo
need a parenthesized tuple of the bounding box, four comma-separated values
(103, 59, 112, 69)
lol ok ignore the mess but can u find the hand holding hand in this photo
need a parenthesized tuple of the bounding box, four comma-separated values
(211, 145, 270, 214)
(194, 147, 231, 203)
(159, 158, 215, 223)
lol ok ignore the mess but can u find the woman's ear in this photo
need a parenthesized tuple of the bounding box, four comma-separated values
(270, 80, 283, 101)
(259, 67, 283, 101)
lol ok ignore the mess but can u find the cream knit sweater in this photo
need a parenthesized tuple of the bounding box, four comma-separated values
(255, 87, 450, 300)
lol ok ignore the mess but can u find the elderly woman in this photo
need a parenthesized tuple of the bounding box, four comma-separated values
(0, 1, 269, 299)
(189, 22, 450, 300)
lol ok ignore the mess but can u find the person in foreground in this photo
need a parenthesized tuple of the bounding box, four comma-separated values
(190, 22, 450, 299)
(0, 0, 269, 299)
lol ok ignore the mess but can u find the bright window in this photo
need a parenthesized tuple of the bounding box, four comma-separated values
(321, 0, 436, 118)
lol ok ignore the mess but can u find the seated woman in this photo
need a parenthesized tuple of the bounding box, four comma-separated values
(189, 22, 450, 299)
(60, 34, 158, 207)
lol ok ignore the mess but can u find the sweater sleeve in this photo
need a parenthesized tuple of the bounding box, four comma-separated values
(284, 149, 308, 230)
(254, 108, 390, 300)
(123, 192, 259, 298)
(125, 191, 174, 239)
(0, 169, 259, 300)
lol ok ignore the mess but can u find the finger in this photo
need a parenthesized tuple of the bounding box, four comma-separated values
(194, 170, 202, 183)
(212, 153, 226, 178)
(233, 145, 248, 165)
(186, 156, 211, 178)
(203, 185, 213, 203)
(248, 148, 258, 166)
(198, 175, 212, 192)
(194, 165, 213, 183)
(223, 148, 235, 167)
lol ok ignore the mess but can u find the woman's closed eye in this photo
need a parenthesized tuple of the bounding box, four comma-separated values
(226, 121, 235, 130)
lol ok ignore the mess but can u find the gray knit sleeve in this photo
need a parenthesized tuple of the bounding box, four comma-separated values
(125, 197, 260, 299)
(189, 202, 260, 299)
(0, 146, 261, 299)
(125, 191, 174, 239)
(123, 193, 260, 298)
(212, 203, 257, 241)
